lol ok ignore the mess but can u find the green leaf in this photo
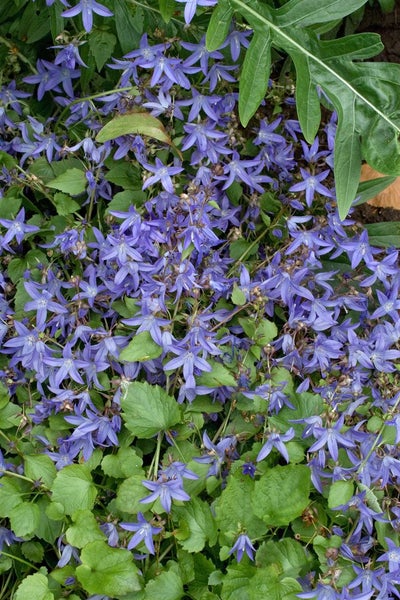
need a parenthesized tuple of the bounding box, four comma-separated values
(24, 455, 57, 488)
(14, 573, 54, 600)
(105, 162, 142, 189)
(215, 474, 267, 539)
(328, 480, 355, 509)
(365, 221, 400, 248)
(248, 569, 301, 600)
(159, 0, 176, 22)
(120, 331, 162, 362)
(50, 465, 97, 515)
(144, 570, 184, 600)
(252, 465, 311, 527)
(96, 112, 172, 146)
(354, 174, 396, 205)
(226, 0, 400, 217)
(101, 447, 143, 479)
(290, 50, 321, 143)
(115, 475, 148, 514)
(66, 510, 106, 548)
(21, 541, 45, 564)
(114, 0, 142, 53)
(206, 0, 234, 51)
(76, 541, 141, 597)
(47, 168, 87, 196)
(53, 192, 80, 216)
(239, 30, 271, 127)
(0, 477, 24, 517)
(255, 319, 278, 345)
(335, 113, 362, 220)
(9, 502, 40, 538)
(256, 539, 312, 578)
(0, 150, 17, 170)
(274, 0, 368, 27)
(121, 381, 181, 438)
(319, 33, 383, 61)
(174, 497, 217, 552)
(231, 284, 247, 306)
(196, 361, 237, 388)
(89, 29, 117, 71)
(221, 563, 256, 600)
(378, 0, 395, 11)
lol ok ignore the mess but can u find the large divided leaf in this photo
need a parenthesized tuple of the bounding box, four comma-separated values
(207, 0, 400, 218)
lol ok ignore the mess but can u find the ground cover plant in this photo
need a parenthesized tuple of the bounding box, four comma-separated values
(2, 0, 400, 598)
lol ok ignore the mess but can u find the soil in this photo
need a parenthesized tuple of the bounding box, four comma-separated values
(357, 0, 400, 63)
(352, 202, 400, 224)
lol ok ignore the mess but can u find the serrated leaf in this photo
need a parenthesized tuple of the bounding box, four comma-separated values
(215, 474, 267, 539)
(53, 192, 80, 216)
(239, 30, 271, 127)
(328, 480, 355, 509)
(159, 0, 176, 22)
(50, 465, 97, 515)
(256, 539, 311, 578)
(76, 541, 141, 597)
(120, 331, 162, 362)
(101, 447, 143, 478)
(252, 465, 311, 527)
(0, 477, 24, 517)
(24, 455, 57, 488)
(206, 0, 234, 51)
(144, 570, 184, 600)
(116, 475, 150, 514)
(47, 168, 86, 196)
(121, 381, 181, 438)
(197, 361, 237, 388)
(89, 29, 116, 71)
(174, 497, 217, 552)
(114, 0, 141, 53)
(96, 112, 171, 146)
(14, 573, 54, 600)
(0, 150, 17, 169)
(248, 569, 301, 600)
(66, 510, 106, 548)
(231, 285, 247, 306)
(221, 563, 256, 600)
(9, 502, 40, 538)
(21, 541, 45, 564)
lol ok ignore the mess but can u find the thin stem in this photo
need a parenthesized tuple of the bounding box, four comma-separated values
(0, 551, 37, 570)
(0, 36, 37, 74)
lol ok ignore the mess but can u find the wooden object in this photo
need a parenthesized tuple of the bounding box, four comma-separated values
(360, 163, 400, 209)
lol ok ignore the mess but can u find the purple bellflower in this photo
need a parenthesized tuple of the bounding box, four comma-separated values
(228, 533, 255, 562)
(120, 513, 162, 554)
(62, 0, 113, 33)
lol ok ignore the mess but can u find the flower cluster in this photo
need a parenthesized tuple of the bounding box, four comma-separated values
(0, 3, 400, 599)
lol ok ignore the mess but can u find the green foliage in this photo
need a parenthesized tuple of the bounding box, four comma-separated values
(76, 541, 142, 597)
(50, 465, 97, 515)
(206, 0, 400, 218)
(121, 381, 181, 437)
(96, 112, 172, 146)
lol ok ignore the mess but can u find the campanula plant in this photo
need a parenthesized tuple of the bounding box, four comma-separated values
(1, 1, 400, 599)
